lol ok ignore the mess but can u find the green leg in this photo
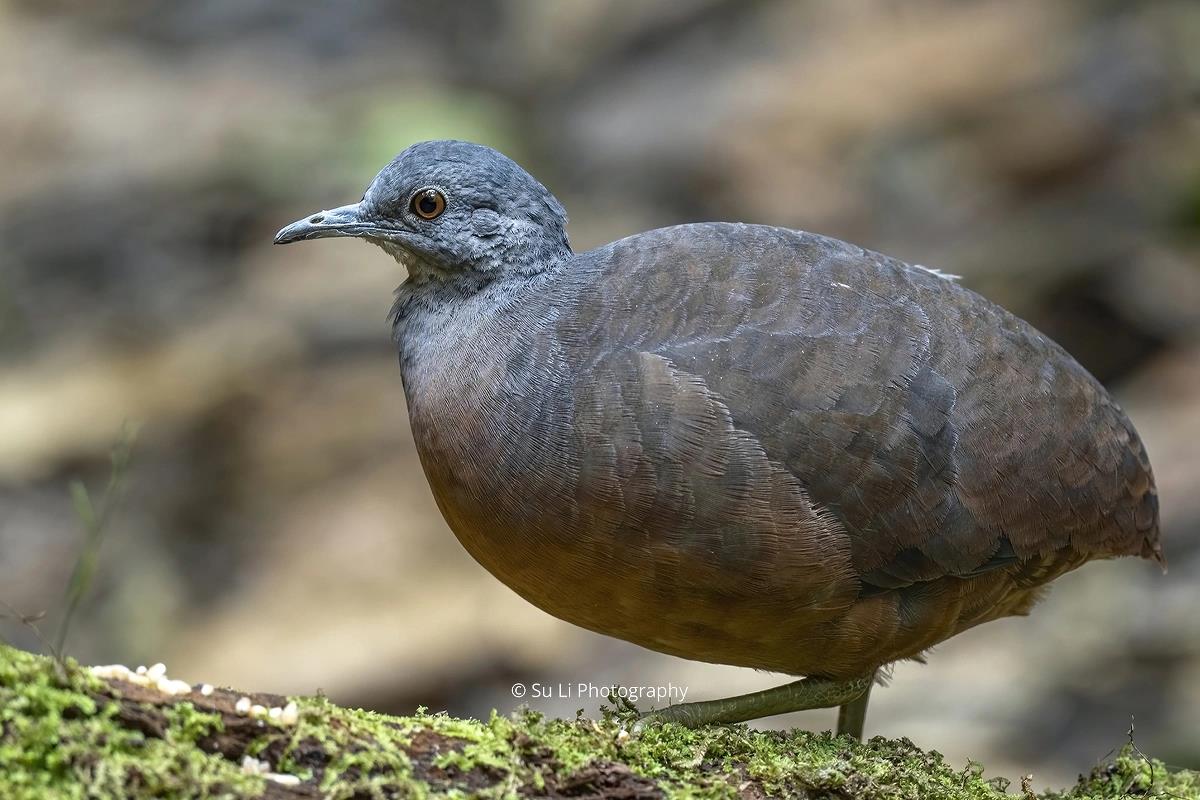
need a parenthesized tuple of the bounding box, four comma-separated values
(835, 675, 873, 741)
(636, 674, 874, 732)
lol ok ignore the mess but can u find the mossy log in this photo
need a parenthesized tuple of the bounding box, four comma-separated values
(0, 644, 1195, 799)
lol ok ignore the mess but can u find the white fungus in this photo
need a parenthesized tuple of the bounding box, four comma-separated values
(90, 664, 133, 681)
(89, 661, 298, 737)
(91, 662, 199, 697)
(241, 755, 302, 786)
(159, 678, 194, 696)
(241, 755, 268, 775)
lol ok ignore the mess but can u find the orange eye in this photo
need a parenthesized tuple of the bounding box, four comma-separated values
(411, 188, 446, 220)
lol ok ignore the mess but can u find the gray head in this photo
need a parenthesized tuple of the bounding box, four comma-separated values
(275, 140, 570, 281)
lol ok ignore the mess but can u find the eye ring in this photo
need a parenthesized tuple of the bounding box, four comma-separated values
(410, 187, 447, 220)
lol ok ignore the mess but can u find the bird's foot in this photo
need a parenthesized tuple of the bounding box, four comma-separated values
(628, 675, 876, 739)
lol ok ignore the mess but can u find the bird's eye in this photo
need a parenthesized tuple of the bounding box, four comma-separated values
(411, 188, 446, 220)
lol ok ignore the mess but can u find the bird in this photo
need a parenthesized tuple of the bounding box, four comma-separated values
(274, 139, 1162, 740)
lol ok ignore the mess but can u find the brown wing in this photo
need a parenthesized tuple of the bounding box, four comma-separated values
(566, 348, 863, 663)
(566, 223, 1161, 596)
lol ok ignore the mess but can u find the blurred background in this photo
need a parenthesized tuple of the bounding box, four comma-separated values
(1, 0, 1198, 788)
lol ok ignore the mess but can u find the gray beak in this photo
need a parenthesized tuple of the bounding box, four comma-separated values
(274, 202, 379, 245)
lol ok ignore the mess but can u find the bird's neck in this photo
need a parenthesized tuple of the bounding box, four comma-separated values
(384, 219, 571, 285)
(388, 256, 563, 354)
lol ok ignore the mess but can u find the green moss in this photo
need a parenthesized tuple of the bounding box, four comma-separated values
(279, 696, 419, 798)
(1047, 746, 1199, 799)
(1, 644, 1196, 799)
(514, 713, 992, 799)
(267, 701, 1200, 800)
(0, 646, 263, 800)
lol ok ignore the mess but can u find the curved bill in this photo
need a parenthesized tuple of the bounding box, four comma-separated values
(274, 202, 382, 245)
